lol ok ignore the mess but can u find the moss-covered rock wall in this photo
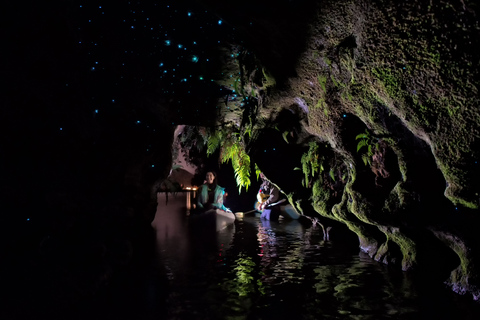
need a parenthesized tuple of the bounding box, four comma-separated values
(194, 0, 480, 300)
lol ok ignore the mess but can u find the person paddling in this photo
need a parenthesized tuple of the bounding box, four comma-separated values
(197, 171, 232, 213)
(256, 172, 280, 211)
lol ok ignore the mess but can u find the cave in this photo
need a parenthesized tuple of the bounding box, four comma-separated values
(2, 0, 480, 319)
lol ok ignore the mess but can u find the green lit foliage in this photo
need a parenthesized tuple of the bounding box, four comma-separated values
(329, 168, 335, 182)
(301, 141, 324, 188)
(222, 137, 251, 193)
(282, 131, 290, 143)
(255, 163, 261, 181)
(206, 128, 223, 157)
(261, 67, 276, 87)
(355, 129, 379, 166)
(202, 126, 252, 193)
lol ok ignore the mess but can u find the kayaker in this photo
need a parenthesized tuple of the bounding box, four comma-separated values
(256, 173, 280, 212)
(197, 171, 232, 213)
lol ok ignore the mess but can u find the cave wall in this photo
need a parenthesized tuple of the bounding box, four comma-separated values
(3, 0, 479, 303)
(195, 0, 480, 300)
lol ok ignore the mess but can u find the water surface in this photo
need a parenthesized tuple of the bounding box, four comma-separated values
(151, 193, 480, 320)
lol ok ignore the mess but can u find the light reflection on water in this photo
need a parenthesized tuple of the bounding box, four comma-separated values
(152, 194, 480, 320)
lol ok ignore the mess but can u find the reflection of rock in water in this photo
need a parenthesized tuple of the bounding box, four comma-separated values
(152, 192, 236, 285)
(153, 192, 189, 244)
(152, 192, 191, 276)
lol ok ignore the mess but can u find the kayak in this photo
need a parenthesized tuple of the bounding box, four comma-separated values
(213, 209, 236, 231)
(281, 204, 301, 220)
(189, 208, 236, 232)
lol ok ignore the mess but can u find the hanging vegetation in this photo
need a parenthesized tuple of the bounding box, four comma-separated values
(201, 126, 252, 193)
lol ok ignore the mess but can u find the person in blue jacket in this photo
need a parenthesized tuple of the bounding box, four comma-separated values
(197, 171, 231, 213)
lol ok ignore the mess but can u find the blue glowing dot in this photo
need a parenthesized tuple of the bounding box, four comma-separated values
(111, 99, 115, 102)
(165, 40, 171, 46)
(80, 5, 82, 7)
(88, 20, 92, 22)
(199, 76, 204, 80)
(137, 120, 141, 124)
(178, 44, 183, 49)
(218, 20, 222, 25)
(131, 26, 134, 29)
(191, 56, 198, 62)
(95, 61, 98, 64)
(91, 67, 95, 71)
(159, 62, 164, 67)
(95, 109, 98, 113)
(27, 218, 30, 221)
(183, 78, 187, 82)
(188, 12, 191, 16)
(99, 6, 102, 8)
(264, 150, 266, 152)
(78, 41, 82, 44)
(147, 18, 149, 20)
(273, 148, 276, 150)
(343, 114, 347, 118)
(152, 165, 155, 168)
(193, 41, 197, 44)
(60, 128, 63, 130)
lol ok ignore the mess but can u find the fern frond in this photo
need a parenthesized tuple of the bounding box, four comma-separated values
(282, 131, 289, 143)
(362, 153, 370, 166)
(357, 139, 367, 152)
(329, 169, 335, 181)
(255, 163, 261, 180)
(355, 133, 367, 140)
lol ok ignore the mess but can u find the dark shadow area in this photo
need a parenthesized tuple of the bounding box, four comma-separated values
(339, 112, 402, 207)
(197, 0, 320, 89)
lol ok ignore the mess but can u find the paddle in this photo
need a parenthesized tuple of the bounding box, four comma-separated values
(235, 199, 287, 217)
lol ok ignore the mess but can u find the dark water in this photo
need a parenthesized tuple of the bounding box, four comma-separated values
(151, 193, 480, 320)
(4, 193, 480, 320)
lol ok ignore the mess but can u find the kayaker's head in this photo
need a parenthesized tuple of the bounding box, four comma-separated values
(205, 171, 217, 185)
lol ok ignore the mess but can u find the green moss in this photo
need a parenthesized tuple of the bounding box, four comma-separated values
(345, 221, 379, 256)
(386, 230, 417, 271)
(371, 67, 402, 100)
(300, 141, 324, 187)
(317, 74, 327, 92)
(311, 179, 330, 216)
